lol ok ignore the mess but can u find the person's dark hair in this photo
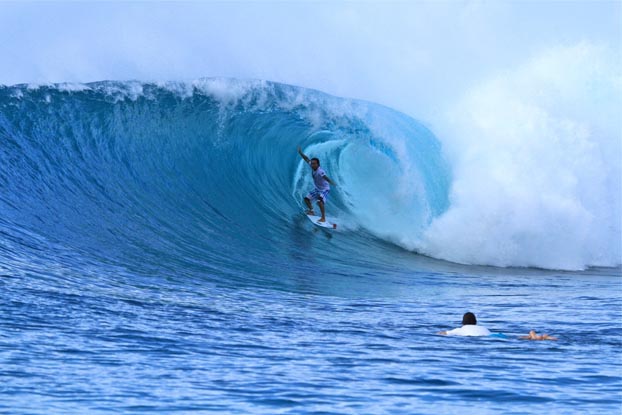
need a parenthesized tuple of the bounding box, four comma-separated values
(462, 312, 477, 326)
(310, 157, 320, 166)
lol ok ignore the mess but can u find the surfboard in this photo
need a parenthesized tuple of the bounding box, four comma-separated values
(306, 214, 337, 229)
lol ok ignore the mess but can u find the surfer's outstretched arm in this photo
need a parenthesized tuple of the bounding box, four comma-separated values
(297, 146, 310, 163)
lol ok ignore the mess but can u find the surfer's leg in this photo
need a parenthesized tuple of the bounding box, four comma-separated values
(318, 199, 326, 222)
(304, 197, 314, 215)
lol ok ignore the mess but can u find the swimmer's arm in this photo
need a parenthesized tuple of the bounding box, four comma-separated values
(437, 331, 448, 335)
(297, 146, 310, 163)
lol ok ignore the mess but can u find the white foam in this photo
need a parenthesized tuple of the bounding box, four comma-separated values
(26, 83, 48, 90)
(57, 83, 91, 92)
(93, 81, 144, 102)
(10, 89, 23, 99)
(191, 78, 268, 106)
(419, 42, 621, 270)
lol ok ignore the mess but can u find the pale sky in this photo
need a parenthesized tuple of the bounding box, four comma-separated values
(0, 1, 620, 119)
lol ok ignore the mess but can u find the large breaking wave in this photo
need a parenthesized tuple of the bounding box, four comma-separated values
(0, 52, 620, 274)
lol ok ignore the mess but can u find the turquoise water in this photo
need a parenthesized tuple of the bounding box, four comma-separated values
(1, 80, 620, 414)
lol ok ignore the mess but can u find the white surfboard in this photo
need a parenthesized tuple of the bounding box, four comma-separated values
(306, 214, 337, 230)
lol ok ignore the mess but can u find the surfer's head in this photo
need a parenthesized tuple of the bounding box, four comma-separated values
(310, 158, 320, 170)
(462, 312, 477, 326)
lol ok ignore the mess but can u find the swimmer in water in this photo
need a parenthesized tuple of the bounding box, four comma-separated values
(519, 330, 558, 341)
(438, 312, 491, 336)
(438, 313, 558, 340)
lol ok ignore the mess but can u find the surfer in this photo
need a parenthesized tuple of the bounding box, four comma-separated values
(438, 312, 491, 336)
(297, 146, 335, 222)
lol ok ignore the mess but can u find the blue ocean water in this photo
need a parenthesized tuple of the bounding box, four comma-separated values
(0, 79, 620, 414)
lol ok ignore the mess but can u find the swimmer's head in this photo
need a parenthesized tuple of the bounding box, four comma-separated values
(462, 312, 477, 326)
(310, 158, 320, 170)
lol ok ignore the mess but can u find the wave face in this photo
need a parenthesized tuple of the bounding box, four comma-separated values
(0, 79, 450, 285)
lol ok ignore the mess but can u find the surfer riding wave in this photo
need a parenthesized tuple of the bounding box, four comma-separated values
(297, 146, 335, 223)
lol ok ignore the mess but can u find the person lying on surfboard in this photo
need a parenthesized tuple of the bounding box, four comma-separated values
(297, 146, 335, 223)
(438, 312, 558, 340)
(519, 330, 558, 341)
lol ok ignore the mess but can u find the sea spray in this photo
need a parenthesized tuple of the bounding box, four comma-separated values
(421, 43, 622, 270)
